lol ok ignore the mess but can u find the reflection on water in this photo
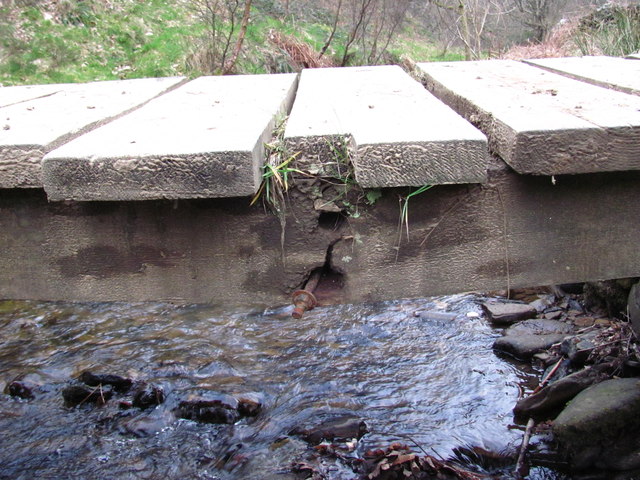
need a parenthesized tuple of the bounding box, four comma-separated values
(0, 296, 561, 479)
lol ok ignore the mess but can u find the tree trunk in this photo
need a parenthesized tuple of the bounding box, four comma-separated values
(458, 1, 472, 60)
(223, 0, 252, 74)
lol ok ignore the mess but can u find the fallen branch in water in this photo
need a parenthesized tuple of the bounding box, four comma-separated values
(532, 357, 564, 394)
(515, 417, 535, 478)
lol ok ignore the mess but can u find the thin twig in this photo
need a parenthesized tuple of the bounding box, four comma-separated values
(393, 433, 430, 456)
(77, 385, 101, 407)
(532, 357, 564, 394)
(515, 417, 535, 478)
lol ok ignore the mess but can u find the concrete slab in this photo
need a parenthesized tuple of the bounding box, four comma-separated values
(525, 56, 640, 96)
(43, 74, 298, 201)
(284, 65, 488, 188)
(417, 59, 640, 176)
(0, 77, 185, 188)
(0, 83, 67, 108)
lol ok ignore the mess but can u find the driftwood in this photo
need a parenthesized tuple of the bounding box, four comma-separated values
(514, 417, 535, 478)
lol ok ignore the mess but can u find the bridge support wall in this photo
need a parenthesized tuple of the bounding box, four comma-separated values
(1, 159, 638, 306)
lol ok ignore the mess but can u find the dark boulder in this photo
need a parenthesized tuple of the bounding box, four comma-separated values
(236, 393, 263, 417)
(290, 415, 368, 445)
(132, 383, 165, 409)
(514, 362, 615, 418)
(553, 378, 640, 471)
(79, 371, 132, 393)
(6, 381, 35, 400)
(175, 395, 239, 424)
(62, 385, 113, 407)
(584, 279, 634, 318)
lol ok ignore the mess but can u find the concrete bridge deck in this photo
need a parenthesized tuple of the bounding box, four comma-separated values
(1, 56, 639, 305)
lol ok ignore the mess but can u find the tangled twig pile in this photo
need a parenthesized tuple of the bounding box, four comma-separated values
(267, 29, 335, 70)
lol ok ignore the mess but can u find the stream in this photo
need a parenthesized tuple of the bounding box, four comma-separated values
(0, 295, 565, 479)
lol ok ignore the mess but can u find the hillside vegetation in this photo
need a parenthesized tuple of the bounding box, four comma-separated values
(0, 0, 638, 86)
(0, 0, 458, 85)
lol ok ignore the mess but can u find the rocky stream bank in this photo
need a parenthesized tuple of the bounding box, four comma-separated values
(488, 280, 640, 479)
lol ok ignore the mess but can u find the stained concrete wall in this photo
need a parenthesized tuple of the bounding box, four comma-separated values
(1, 159, 638, 306)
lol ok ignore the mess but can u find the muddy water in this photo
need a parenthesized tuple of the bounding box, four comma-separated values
(0, 296, 561, 479)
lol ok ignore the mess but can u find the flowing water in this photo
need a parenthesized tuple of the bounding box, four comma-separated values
(0, 295, 564, 479)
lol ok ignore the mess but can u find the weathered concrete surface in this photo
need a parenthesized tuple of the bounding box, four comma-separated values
(0, 77, 184, 188)
(42, 73, 298, 201)
(284, 65, 488, 187)
(525, 56, 640, 96)
(417, 59, 640, 176)
(1, 158, 639, 305)
(0, 83, 67, 108)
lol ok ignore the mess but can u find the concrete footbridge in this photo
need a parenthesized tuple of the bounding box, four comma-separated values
(1, 56, 639, 306)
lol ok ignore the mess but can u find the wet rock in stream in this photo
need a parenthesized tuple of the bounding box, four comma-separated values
(62, 385, 113, 406)
(492, 283, 640, 477)
(494, 318, 576, 359)
(79, 371, 133, 393)
(175, 395, 240, 424)
(290, 415, 368, 445)
(132, 383, 165, 409)
(6, 380, 36, 400)
(236, 393, 263, 417)
(482, 301, 537, 325)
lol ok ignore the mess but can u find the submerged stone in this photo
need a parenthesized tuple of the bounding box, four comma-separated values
(290, 415, 368, 445)
(553, 378, 640, 470)
(123, 411, 175, 437)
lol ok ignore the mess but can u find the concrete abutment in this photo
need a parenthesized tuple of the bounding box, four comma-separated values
(2, 58, 640, 304)
(1, 162, 639, 305)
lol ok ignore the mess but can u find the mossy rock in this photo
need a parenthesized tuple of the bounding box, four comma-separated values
(553, 378, 640, 470)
